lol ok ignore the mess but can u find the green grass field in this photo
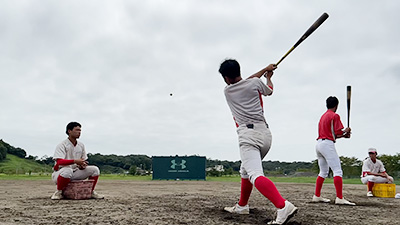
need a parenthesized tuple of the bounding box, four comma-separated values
(204, 176, 387, 185)
(1, 174, 398, 185)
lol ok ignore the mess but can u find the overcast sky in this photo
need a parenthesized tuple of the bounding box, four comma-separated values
(1, 1, 399, 163)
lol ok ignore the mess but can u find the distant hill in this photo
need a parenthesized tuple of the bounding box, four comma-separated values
(0, 139, 27, 159)
(0, 154, 52, 174)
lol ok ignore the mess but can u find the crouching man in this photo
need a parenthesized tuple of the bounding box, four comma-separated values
(51, 122, 104, 200)
(361, 148, 394, 197)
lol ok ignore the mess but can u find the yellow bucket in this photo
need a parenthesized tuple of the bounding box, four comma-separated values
(372, 183, 396, 198)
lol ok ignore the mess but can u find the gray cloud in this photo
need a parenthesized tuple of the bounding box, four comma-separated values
(1, 1, 399, 162)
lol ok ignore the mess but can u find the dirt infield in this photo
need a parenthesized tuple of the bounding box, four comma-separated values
(0, 179, 398, 224)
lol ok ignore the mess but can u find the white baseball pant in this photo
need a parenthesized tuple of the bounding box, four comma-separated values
(237, 122, 272, 184)
(52, 165, 100, 184)
(316, 139, 343, 178)
(361, 175, 394, 184)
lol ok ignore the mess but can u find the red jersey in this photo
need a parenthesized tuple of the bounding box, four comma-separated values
(317, 109, 344, 141)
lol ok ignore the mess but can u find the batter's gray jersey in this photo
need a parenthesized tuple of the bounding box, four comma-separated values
(224, 77, 272, 126)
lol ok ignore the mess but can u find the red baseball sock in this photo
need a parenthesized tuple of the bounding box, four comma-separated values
(57, 175, 71, 191)
(238, 178, 253, 206)
(367, 181, 374, 192)
(254, 176, 286, 209)
(315, 176, 325, 197)
(333, 176, 343, 199)
(89, 176, 99, 192)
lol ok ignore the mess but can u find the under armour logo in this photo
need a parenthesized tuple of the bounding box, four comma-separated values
(171, 159, 186, 169)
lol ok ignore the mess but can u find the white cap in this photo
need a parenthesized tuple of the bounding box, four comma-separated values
(368, 148, 377, 154)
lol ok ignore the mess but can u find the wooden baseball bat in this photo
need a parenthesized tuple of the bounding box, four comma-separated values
(347, 85, 351, 128)
(276, 12, 329, 66)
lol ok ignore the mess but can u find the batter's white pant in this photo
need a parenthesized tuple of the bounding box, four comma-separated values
(316, 139, 343, 178)
(51, 166, 100, 184)
(237, 122, 272, 184)
(361, 175, 394, 184)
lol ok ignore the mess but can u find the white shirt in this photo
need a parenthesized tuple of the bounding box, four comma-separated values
(224, 78, 272, 126)
(361, 157, 385, 177)
(53, 139, 88, 170)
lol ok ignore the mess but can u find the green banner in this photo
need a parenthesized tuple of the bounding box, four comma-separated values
(152, 156, 206, 180)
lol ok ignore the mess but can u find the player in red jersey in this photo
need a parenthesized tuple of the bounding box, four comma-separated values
(312, 96, 355, 205)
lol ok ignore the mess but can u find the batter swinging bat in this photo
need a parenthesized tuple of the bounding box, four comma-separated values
(276, 12, 329, 66)
(347, 85, 351, 128)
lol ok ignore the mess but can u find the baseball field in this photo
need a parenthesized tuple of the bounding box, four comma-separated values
(0, 179, 398, 225)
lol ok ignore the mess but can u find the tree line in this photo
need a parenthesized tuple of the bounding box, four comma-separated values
(205, 159, 314, 177)
(0, 139, 27, 160)
(23, 153, 153, 175)
(1, 139, 399, 177)
(206, 155, 400, 178)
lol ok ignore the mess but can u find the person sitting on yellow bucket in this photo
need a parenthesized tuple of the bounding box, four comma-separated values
(361, 148, 394, 197)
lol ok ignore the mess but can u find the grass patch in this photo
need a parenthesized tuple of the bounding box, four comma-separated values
(269, 177, 362, 184)
(0, 174, 51, 180)
(0, 154, 52, 174)
(99, 174, 153, 181)
(207, 175, 400, 185)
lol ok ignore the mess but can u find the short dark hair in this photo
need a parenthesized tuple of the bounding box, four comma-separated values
(219, 59, 241, 79)
(66, 122, 81, 135)
(326, 96, 339, 109)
